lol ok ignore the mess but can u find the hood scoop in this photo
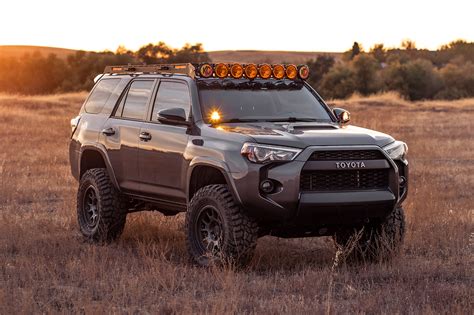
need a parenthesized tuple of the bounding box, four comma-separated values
(286, 123, 339, 133)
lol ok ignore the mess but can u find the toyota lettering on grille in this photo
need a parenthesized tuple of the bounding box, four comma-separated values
(335, 161, 366, 169)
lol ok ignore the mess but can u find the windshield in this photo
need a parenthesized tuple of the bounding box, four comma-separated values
(197, 79, 334, 123)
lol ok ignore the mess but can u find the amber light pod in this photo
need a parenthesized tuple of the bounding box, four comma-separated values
(298, 65, 310, 80)
(215, 63, 229, 78)
(272, 64, 285, 79)
(199, 63, 213, 78)
(244, 64, 258, 79)
(210, 110, 221, 122)
(259, 64, 272, 79)
(230, 64, 244, 79)
(285, 64, 298, 79)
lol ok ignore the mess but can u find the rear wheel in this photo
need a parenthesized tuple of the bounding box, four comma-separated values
(334, 206, 406, 262)
(77, 168, 128, 243)
(185, 184, 258, 267)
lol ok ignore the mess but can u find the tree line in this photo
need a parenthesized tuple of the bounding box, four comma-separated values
(0, 40, 473, 100)
(0, 42, 210, 95)
(307, 40, 474, 100)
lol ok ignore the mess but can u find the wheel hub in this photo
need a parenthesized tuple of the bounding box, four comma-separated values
(83, 186, 99, 228)
(197, 206, 223, 255)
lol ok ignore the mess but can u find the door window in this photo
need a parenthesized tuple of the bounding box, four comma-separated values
(152, 81, 190, 121)
(118, 80, 154, 120)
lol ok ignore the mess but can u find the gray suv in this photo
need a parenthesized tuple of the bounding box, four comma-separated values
(69, 63, 408, 266)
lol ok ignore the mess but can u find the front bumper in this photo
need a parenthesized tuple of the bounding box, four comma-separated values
(230, 145, 407, 228)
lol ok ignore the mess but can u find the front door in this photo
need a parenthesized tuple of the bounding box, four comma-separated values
(138, 80, 191, 203)
(101, 79, 156, 192)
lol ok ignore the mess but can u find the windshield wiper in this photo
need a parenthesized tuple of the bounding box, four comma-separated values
(218, 117, 331, 123)
(219, 118, 265, 123)
(267, 117, 330, 123)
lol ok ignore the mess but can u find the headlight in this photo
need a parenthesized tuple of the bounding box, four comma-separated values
(241, 143, 301, 164)
(383, 141, 408, 160)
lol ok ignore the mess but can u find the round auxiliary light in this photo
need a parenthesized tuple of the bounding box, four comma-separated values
(286, 64, 298, 79)
(210, 110, 221, 123)
(215, 63, 229, 78)
(230, 64, 244, 79)
(244, 64, 258, 79)
(259, 64, 272, 79)
(199, 63, 213, 78)
(272, 64, 285, 79)
(298, 65, 310, 80)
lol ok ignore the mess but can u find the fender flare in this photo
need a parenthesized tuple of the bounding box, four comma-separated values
(79, 144, 120, 191)
(186, 157, 242, 205)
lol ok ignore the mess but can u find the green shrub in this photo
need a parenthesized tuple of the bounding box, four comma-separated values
(319, 64, 356, 99)
(435, 59, 474, 99)
(382, 59, 442, 100)
(352, 54, 381, 95)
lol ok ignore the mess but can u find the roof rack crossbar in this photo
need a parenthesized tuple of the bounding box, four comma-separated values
(103, 63, 195, 78)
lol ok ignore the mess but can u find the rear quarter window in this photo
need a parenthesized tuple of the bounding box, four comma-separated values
(84, 79, 121, 114)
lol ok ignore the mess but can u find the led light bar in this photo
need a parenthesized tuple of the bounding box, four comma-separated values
(103, 63, 309, 80)
(195, 63, 309, 80)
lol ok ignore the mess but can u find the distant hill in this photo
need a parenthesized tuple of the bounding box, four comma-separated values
(0, 45, 340, 64)
(0, 45, 78, 59)
(208, 50, 342, 64)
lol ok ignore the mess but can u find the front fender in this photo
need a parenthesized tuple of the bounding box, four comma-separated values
(186, 157, 242, 205)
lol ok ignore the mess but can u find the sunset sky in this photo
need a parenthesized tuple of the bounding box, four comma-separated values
(1, 0, 473, 52)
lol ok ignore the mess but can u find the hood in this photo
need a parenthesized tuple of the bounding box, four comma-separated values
(215, 122, 394, 148)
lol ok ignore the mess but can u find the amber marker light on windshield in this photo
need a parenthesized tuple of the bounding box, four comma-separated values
(286, 64, 298, 79)
(230, 64, 244, 79)
(259, 64, 272, 79)
(273, 64, 285, 79)
(215, 63, 229, 78)
(244, 64, 258, 79)
(209, 110, 222, 124)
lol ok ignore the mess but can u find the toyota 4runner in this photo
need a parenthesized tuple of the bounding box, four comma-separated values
(69, 63, 408, 266)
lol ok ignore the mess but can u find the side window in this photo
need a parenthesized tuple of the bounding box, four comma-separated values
(84, 79, 121, 114)
(120, 80, 155, 120)
(152, 81, 190, 121)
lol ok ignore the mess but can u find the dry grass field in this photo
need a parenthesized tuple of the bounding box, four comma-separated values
(0, 92, 472, 314)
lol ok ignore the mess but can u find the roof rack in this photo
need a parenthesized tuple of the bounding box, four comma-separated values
(103, 63, 195, 79)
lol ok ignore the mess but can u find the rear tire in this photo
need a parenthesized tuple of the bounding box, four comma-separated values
(185, 184, 258, 267)
(77, 168, 128, 243)
(334, 206, 406, 262)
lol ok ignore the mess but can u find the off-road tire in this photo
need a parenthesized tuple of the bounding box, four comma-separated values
(185, 184, 259, 267)
(77, 168, 128, 243)
(334, 206, 405, 262)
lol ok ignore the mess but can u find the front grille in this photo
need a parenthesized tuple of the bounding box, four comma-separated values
(300, 169, 389, 191)
(308, 150, 385, 161)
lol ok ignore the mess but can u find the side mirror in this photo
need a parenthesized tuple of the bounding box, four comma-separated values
(333, 108, 350, 124)
(157, 108, 190, 126)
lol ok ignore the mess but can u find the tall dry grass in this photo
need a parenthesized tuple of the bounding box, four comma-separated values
(0, 92, 472, 313)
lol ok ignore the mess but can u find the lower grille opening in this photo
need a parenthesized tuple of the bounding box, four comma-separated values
(300, 169, 389, 191)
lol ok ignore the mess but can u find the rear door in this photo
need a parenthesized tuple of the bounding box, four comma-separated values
(101, 79, 156, 192)
(138, 80, 191, 203)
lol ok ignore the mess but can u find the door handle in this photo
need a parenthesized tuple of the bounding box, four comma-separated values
(139, 132, 152, 141)
(101, 127, 115, 136)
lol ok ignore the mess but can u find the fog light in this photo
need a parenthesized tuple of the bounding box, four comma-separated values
(260, 179, 274, 194)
